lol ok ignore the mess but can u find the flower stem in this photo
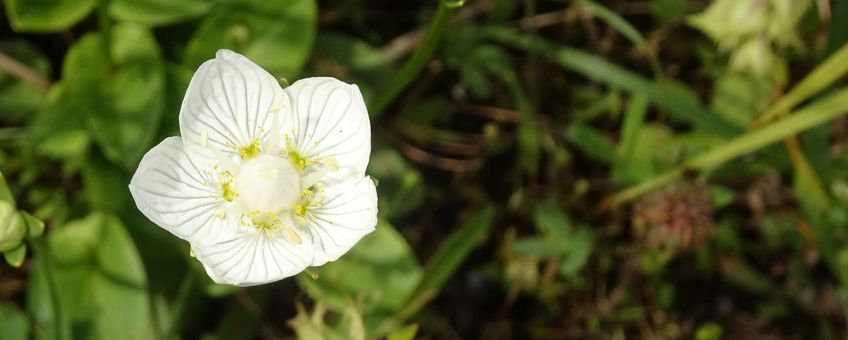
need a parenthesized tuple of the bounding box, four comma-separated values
(369, 0, 464, 117)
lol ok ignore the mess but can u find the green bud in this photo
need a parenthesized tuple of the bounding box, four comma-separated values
(0, 202, 25, 252)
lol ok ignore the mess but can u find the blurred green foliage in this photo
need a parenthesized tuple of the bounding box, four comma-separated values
(1, 0, 848, 338)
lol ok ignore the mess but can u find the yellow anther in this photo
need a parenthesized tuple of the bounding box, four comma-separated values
(220, 171, 238, 202)
(238, 139, 261, 160)
(293, 203, 308, 217)
(243, 211, 280, 230)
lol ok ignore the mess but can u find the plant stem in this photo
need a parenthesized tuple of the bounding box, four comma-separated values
(369, 0, 463, 117)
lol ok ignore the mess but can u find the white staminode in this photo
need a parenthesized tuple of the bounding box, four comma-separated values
(129, 49, 378, 286)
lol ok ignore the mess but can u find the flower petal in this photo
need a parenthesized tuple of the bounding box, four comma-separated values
(179, 49, 289, 157)
(283, 77, 370, 178)
(129, 137, 237, 242)
(192, 228, 314, 286)
(306, 176, 378, 266)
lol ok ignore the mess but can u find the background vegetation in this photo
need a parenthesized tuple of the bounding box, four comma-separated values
(1, 0, 848, 338)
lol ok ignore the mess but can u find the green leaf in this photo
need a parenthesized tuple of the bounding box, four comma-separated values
(0, 304, 29, 340)
(709, 185, 735, 209)
(82, 153, 130, 212)
(533, 202, 572, 236)
(0, 171, 13, 205)
(752, 42, 848, 127)
(4, 243, 26, 267)
(312, 33, 396, 102)
(20, 211, 45, 238)
(565, 123, 616, 164)
(559, 227, 593, 276)
(485, 26, 740, 137)
(35, 213, 155, 339)
(63, 23, 165, 168)
(386, 323, 419, 340)
(403, 206, 495, 315)
(617, 95, 648, 159)
(711, 72, 771, 128)
(30, 85, 90, 163)
(298, 221, 422, 315)
(3, 0, 97, 32)
(184, 0, 317, 78)
(0, 202, 25, 252)
(513, 236, 567, 258)
(109, 0, 212, 26)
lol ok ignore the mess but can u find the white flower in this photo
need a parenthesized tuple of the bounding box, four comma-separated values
(129, 50, 377, 286)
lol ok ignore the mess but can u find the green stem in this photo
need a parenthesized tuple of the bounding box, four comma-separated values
(164, 273, 196, 340)
(369, 0, 463, 117)
(29, 238, 63, 340)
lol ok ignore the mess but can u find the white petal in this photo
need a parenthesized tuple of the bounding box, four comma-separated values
(179, 49, 290, 157)
(129, 137, 238, 242)
(306, 176, 378, 266)
(283, 77, 371, 178)
(192, 228, 314, 286)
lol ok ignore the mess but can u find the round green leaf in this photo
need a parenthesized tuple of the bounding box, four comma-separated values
(109, 0, 213, 26)
(298, 221, 422, 315)
(63, 23, 165, 168)
(35, 213, 154, 339)
(184, 0, 317, 78)
(3, 0, 96, 32)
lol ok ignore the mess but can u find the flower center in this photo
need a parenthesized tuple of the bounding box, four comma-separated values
(234, 154, 300, 214)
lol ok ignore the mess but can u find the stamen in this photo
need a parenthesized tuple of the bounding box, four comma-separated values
(220, 171, 238, 202)
(238, 139, 261, 160)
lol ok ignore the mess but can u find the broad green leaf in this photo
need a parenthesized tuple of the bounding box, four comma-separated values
(298, 221, 422, 315)
(82, 153, 130, 212)
(110, 0, 212, 26)
(64, 23, 165, 168)
(30, 85, 90, 163)
(4, 243, 26, 267)
(403, 206, 495, 315)
(184, 0, 317, 78)
(3, 0, 96, 32)
(0, 304, 29, 340)
(34, 213, 155, 339)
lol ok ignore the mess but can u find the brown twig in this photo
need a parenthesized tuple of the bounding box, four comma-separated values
(0, 51, 51, 91)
